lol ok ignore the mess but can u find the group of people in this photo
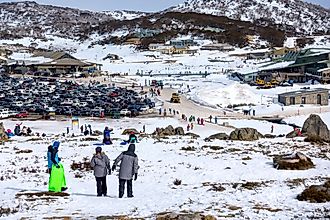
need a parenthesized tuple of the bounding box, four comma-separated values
(80, 124, 93, 136)
(46, 132, 140, 198)
(5, 123, 34, 137)
(91, 144, 139, 197)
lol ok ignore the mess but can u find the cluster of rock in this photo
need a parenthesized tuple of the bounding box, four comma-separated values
(297, 180, 330, 203)
(273, 152, 314, 170)
(0, 122, 8, 142)
(205, 128, 263, 141)
(153, 125, 185, 136)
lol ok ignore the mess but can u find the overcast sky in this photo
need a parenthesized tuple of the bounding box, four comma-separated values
(0, 0, 329, 11)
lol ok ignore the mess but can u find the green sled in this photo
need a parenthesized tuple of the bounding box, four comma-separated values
(48, 163, 67, 192)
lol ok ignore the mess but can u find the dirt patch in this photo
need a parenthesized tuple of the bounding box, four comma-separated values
(80, 137, 99, 142)
(97, 216, 143, 220)
(297, 180, 330, 203)
(180, 146, 196, 151)
(253, 204, 283, 212)
(16, 149, 33, 154)
(202, 145, 224, 151)
(16, 191, 69, 198)
(156, 212, 216, 220)
(0, 206, 18, 217)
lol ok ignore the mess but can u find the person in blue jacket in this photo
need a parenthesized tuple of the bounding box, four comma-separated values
(47, 141, 60, 174)
(103, 127, 112, 145)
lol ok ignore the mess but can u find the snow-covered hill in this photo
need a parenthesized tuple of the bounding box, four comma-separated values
(0, 1, 113, 39)
(171, 0, 330, 34)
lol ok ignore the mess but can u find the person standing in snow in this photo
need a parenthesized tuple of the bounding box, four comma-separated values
(112, 144, 139, 198)
(201, 118, 204, 125)
(90, 147, 111, 197)
(47, 141, 61, 174)
(271, 125, 274, 133)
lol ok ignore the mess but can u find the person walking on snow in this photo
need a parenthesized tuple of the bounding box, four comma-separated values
(209, 115, 212, 123)
(47, 141, 61, 175)
(187, 124, 190, 131)
(191, 123, 194, 130)
(112, 144, 139, 198)
(271, 125, 274, 133)
(90, 147, 111, 197)
(201, 118, 204, 125)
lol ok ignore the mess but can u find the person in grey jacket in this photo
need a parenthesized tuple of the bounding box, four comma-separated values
(112, 144, 139, 198)
(90, 147, 111, 197)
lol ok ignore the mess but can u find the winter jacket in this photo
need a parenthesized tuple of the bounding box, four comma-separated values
(90, 153, 110, 178)
(113, 144, 139, 180)
(47, 143, 60, 169)
(127, 134, 137, 143)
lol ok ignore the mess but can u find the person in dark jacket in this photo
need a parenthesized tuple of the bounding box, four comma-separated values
(112, 144, 139, 198)
(47, 141, 61, 175)
(90, 147, 111, 197)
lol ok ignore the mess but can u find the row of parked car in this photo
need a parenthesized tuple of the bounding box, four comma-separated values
(0, 74, 156, 118)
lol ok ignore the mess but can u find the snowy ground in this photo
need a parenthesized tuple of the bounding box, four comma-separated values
(0, 115, 330, 219)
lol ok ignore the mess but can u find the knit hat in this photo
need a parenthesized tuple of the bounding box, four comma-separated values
(95, 146, 102, 153)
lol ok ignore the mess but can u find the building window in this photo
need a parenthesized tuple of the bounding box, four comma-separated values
(301, 97, 306, 104)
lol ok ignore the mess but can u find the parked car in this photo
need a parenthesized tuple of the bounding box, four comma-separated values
(15, 111, 29, 118)
(120, 109, 131, 116)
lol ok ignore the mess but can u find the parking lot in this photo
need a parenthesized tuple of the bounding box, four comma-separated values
(0, 74, 155, 118)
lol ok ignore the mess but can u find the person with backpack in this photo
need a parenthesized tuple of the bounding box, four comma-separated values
(112, 144, 139, 198)
(90, 147, 111, 197)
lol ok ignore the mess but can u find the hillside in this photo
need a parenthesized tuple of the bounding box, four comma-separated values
(171, 0, 330, 34)
(0, 1, 113, 39)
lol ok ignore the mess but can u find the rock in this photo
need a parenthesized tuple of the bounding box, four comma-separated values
(122, 128, 139, 135)
(286, 130, 298, 138)
(229, 128, 263, 141)
(297, 180, 330, 203)
(185, 133, 200, 138)
(205, 133, 229, 141)
(273, 152, 314, 170)
(92, 130, 103, 136)
(162, 125, 175, 135)
(0, 122, 8, 142)
(264, 134, 276, 139)
(302, 114, 330, 142)
(175, 127, 184, 135)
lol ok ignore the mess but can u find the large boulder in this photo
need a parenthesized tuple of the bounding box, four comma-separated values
(273, 152, 314, 170)
(175, 127, 185, 135)
(0, 122, 8, 142)
(229, 128, 263, 141)
(301, 114, 330, 142)
(122, 128, 139, 135)
(205, 133, 229, 141)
